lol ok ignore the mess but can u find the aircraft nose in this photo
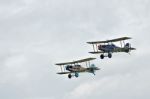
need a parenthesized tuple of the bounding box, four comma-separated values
(98, 45, 102, 50)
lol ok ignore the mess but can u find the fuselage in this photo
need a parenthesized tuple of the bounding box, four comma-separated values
(65, 64, 100, 73)
(98, 43, 131, 53)
(98, 44, 119, 52)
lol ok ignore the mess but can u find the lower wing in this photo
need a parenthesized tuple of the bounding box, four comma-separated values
(57, 72, 74, 75)
(89, 51, 104, 54)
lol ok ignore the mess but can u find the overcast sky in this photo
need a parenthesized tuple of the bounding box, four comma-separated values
(0, 0, 150, 99)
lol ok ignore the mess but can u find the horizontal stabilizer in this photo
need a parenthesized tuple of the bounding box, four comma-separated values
(130, 48, 136, 50)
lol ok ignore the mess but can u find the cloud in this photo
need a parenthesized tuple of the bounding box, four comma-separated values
(65, 65, 150, 99)
(0, 0, 150, 99)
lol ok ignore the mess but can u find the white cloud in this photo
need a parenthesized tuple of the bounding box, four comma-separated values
(66, 67, 150, 99)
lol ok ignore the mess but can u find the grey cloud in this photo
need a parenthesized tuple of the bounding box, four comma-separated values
(0, 0, 150, 99)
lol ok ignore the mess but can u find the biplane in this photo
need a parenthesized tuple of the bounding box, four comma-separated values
(55, 57, 100, 79)
(87, 37, 136, 59)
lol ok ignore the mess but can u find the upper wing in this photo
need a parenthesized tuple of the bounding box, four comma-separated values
(107, 37, 132, 42)
(87, 37, 132, 44)
(55, 61, 74, 66)
(73, 57, 96, 63)
(55, 57, 96, 66)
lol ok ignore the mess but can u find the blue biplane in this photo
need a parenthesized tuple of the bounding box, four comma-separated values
(87, 37, 136, 59)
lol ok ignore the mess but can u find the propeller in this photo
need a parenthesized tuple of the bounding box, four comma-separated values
(65, 65, 73, 71)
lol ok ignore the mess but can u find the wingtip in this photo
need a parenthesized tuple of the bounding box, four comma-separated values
(89, 52, 95, 54)
(57, 72, 63, 74)
(87, 42, 93, 44)
(55, 63, 60, 65)
(128, 37, 132, 39)
(122, 36, 132, 39)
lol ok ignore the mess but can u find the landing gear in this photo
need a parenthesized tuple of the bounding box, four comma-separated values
(100, 54, 104, 59)
(75, 72, 79, 78)
(68, 73, 79, 79)
(68, 74, 72, 79)
(100, 53, 112, 59)
(108, 53, 112, 58)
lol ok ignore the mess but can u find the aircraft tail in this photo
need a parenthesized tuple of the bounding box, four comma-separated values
(124, 43, 136, 53)
(88, 64, 100, 75)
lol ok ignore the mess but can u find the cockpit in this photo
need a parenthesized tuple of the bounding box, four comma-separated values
(111, 43, 116, 47)
(75, 65, 81, 67)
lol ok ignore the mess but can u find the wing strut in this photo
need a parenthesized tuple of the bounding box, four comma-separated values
(120, 41, 122, 48)
(60, 66, 63, 72)
(86, 61, 88, 67)
(123, 40, 125, 46)
(88, 61, 91, 67)
(96, 44, 98, 52)
(63, 65, 65, 72)
(92, 44, 95, 52)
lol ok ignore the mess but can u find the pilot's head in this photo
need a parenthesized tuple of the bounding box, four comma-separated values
(75, 65, 81, 67)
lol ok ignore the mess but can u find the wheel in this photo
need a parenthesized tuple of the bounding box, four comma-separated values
(68, 74, 72, 79)
(100, 54, 104, 59)
(75, 72, 79, 78)
(108, 53, 112, 58)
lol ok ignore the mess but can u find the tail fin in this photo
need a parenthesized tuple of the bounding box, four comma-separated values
(124, 43, 136, 53)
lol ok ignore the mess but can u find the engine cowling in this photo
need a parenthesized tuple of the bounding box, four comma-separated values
(66, 65, 73, 71)
(98, 45, 102, 50)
